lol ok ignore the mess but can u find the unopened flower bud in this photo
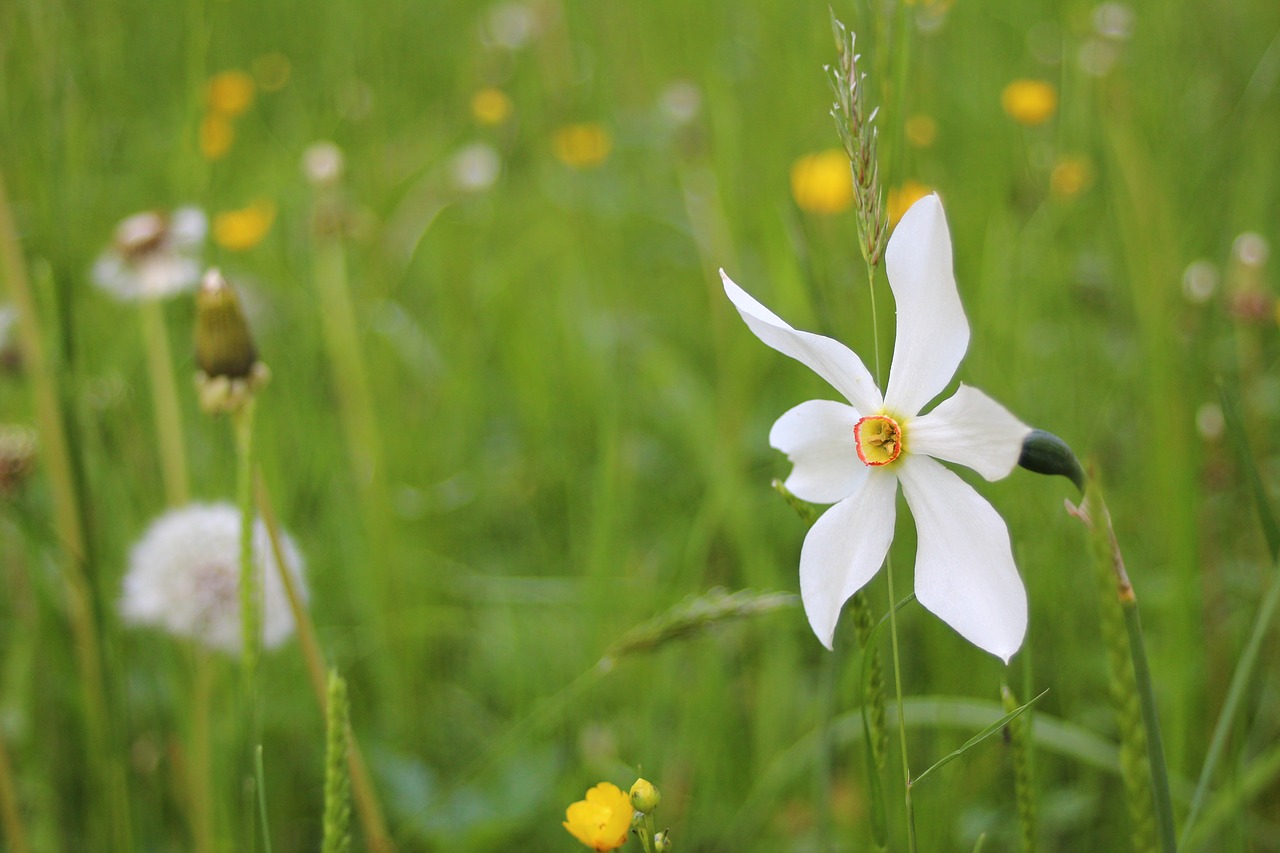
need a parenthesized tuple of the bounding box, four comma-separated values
(629, 778, 661, 814)
(1017, 429, 1086, 493)
(194, 269, 269, 413)
(654, 830, 672, 851)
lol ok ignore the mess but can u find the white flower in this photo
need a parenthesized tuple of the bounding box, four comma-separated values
(120, 502, 306, 654)
(723, 194, 1031, 662)
(92, 207, 207, 301)
(451, 142, 502, 192)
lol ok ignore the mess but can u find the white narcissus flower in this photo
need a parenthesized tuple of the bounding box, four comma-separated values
(723, 194, 1031, 662)
(120, 503, 306, 655)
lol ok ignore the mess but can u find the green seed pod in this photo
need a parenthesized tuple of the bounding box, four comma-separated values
(1017, 429, 1086, 493)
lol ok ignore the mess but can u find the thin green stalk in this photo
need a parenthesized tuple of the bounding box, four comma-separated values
(884, 555, 917, 852)
(139, 298, 190, 505)
(0, 729, 31, 853)
(1002, 681, 1037, 853)
(1122, 599, 1176, 853)
(0, 169, 131, 851)
(321, 672, 352, 853)
(255, 473, 394, 853)
(233, 399, 259, 681)
(190, 652, 215, 853)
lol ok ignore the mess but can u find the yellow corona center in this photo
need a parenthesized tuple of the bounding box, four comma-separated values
(855, 415, 904, 466)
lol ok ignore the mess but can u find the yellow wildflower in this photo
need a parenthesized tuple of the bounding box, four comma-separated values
(905, 114, 938, 149)
(206, 70, 256, 118)
(563, 782, 632, 851)
(213, 200, 276, 252)
(887, 180, 931, 226)
(789, 149, 853, 215)
(472, 87, 513, 125)
(1050, 155, 1093, 198)
(553, 123, 612, 169)
(1001, 79, 1058, 127)
(199, 115, 235, 160)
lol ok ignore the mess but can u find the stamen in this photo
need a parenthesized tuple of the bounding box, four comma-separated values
(854, 414, 904, 466)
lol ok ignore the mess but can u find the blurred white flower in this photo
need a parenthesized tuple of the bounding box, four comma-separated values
(723, 195, 1031, 662)
(658, 80, 702, 126)
(1195, 402, 1225, 442)
(92, 208, 207, 301)
(120, 503, 306, 654)
(1233, 231, 1269, 268)
(1181, 260, 1218, 304)
(483, 1, 540, 49)
(302, 141, 346, 187)
(1092, 3, 1135, 40)
(451, 142, 502, 192)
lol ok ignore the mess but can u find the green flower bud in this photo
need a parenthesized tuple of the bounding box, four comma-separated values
(629, 778, 661, 814)
(654, 830, 672, 851)
(1017, 429, 1085, 493)
(194, 269, 269, 414)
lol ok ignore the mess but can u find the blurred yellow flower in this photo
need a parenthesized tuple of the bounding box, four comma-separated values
(199, 115, 235, 160)
(252, 53, 292, 92)
(1050, 155, 1093, 198)
(553, 123, 612, 169)
(888, 180, 931, 226)
(789, 149, 853, 215)
(206, 70, 256, 118)
(1001, 79, 1058, 127)
(213, 200, 276, 251)
(905, 114, 938, 149)
(472, 87, 513, 125)
(563, 783, 631, 851)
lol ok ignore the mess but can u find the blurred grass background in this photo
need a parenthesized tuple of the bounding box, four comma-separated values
(2, 0, 1280, 849)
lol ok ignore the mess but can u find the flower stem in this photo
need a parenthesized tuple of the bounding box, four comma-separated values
(139, 298, 190, 505)
(884, 554, 917, 852)
(255, 472, 395, 852)
(190, 651, 216, 853)
(233, 399, 259, 681)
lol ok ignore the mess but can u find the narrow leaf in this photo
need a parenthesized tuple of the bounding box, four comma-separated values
(912, 689, 1049, 787)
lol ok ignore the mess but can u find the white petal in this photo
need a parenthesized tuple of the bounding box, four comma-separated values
(898, 454, 1027, 662)
(909, 384, 1032, 482)
(883, 195, 970, 417)
(722, 270, 883, 415)
(799, 470, 898, 649)
(770, 400, 868, 504)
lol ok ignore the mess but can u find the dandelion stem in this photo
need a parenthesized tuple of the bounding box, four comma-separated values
(255, 472, 395, 852)
(884, 554, 917, 852)
(190, 652, 216, 853)
(139, 298, 190, 505)
(233, 399, 259, 681)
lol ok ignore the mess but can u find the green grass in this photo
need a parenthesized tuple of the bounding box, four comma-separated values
(3, 0, 1280, 850)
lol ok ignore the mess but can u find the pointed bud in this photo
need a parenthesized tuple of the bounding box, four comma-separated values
(629, 778, 661, 814)
(194, 268, 269, 414)
(654, 830, 672, 851)
(1017, 429, 1086, 493)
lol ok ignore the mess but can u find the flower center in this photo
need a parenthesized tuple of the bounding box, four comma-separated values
(854, 414, 904, 466)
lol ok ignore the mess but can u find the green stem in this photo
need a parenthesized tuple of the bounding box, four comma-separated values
(885, 555, 916, 852)
(232, 400, 259, 682)
(190, 652, 215, 853)
(255, 745, 273, 853)
(139, 298, 190, 505)
(0, 727, 30, 853)
(0, 169, 132, 851)
(1122, 598, 1177, 853)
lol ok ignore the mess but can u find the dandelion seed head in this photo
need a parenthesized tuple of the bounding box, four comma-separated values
(451, 142, 502, 192)
(120, 503, 305, 655)
(1233, 232, 1269, 269)
(302, 141, 346, 187)
(1182, 260, 1218, 304)
(1195, 402, 1224, 442)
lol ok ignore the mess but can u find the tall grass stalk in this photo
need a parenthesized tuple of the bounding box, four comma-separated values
(321, 671, 352, 853)
(0, 169, 132, 851)
(885, 556, 917, 851)
(255, 473, 394, 852)
(139, 298, 190, 505)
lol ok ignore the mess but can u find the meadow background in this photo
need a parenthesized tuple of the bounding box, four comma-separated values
(2, 0, 1280, 850)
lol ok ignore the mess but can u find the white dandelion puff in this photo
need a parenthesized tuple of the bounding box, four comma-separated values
(120, 502, 306, 654)
(92, 207, 208, 302)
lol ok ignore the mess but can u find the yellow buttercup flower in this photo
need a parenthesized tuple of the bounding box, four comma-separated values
(199, 115, 235, 161)
(206, 70, 256, 118)
(213, 199, 276, 251)
(563, 782, 632, 851)
(789, 149, 853, 215)
(553, 123, 612, 169)
(888, 180, 931, 226)
(472, 87, 513, 125)
(1001, 79, 1058, 127)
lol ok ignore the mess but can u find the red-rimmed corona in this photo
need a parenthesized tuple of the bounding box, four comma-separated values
(854, 414, 904, 466)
